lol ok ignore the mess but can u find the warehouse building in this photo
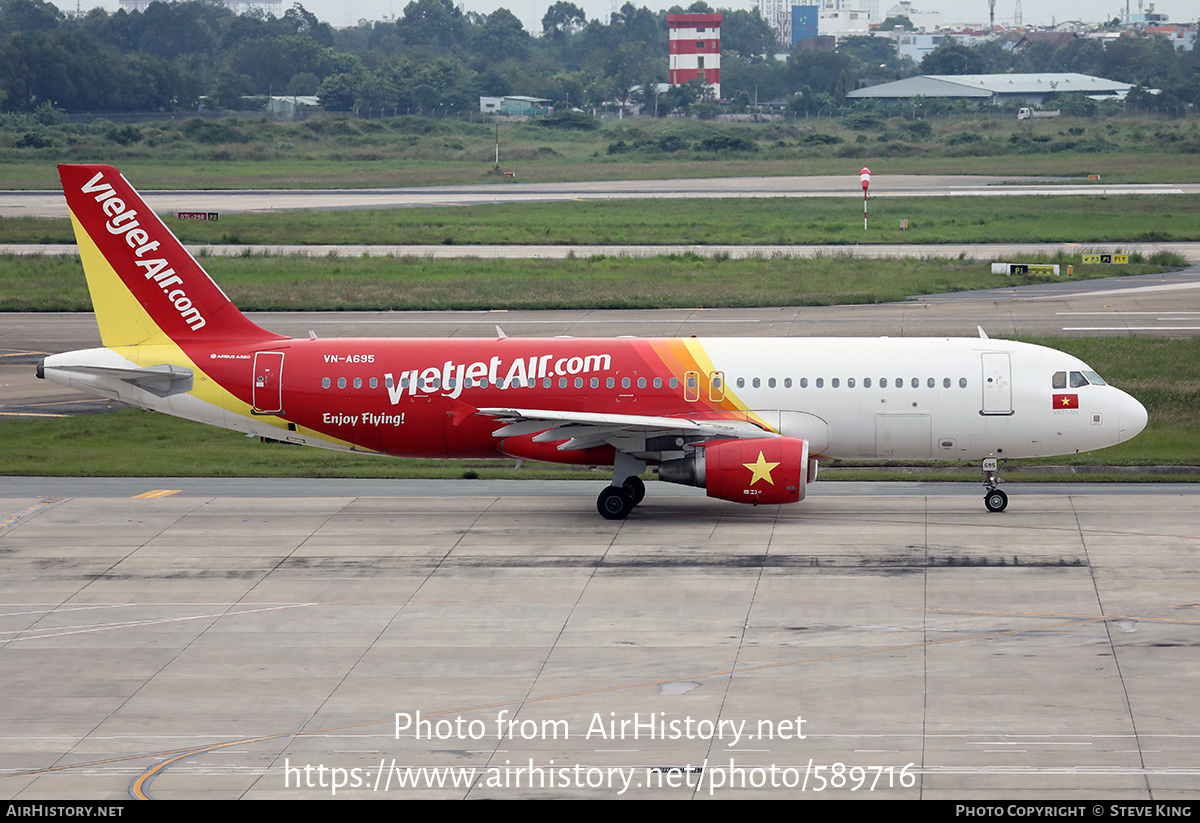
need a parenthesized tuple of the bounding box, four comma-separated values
(846, 73, 1134, 105)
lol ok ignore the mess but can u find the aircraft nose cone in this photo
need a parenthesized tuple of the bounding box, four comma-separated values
(1119, 394, 1148, 442)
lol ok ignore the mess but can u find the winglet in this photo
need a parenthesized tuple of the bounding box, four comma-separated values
(977, 326, 989, 339)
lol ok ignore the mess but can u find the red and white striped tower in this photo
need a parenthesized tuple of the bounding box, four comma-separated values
(667, 13, 722, 100)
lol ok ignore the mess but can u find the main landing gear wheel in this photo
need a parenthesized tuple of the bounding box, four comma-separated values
(598, 486, 634, 520)
(622, 476, 646, 506)
(984, 488, 1009, 513)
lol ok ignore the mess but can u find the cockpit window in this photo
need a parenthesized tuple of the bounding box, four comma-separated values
(1058, 370, 1108, 388)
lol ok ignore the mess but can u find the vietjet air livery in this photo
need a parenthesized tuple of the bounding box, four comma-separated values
(39, 164, 1148, 518)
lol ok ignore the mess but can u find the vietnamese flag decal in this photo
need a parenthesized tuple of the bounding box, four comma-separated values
(1053, 394, 1079, 409)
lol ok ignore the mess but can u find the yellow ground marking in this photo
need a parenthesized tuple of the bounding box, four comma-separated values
(132, 490, 181, 498)
(0, 412, 70, 418)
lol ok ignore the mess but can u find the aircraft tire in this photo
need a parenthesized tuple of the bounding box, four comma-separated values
(622, 476, 646, 506)
(984, 489, 1009, 513)
(598, 486, 634, 520)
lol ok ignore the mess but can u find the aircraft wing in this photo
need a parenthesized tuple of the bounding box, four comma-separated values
(477, 407, 772, 455)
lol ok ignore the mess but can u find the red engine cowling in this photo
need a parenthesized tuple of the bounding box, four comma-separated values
(658, 437, 811, 505)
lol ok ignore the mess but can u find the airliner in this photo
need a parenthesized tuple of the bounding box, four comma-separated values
(38, 164, 1148, 519)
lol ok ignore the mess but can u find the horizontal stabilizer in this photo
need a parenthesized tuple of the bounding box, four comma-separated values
(49, 363, 193, 398)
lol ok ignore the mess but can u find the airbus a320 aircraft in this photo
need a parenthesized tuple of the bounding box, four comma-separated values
(39, 164, 1148, 518)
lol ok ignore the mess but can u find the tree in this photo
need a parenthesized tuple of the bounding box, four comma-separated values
(395, 0, 468, 53)
(919, 41, 982, 75)
(879, 15, 913, 31)
(283, 3, 334, 47)
(316, 72, 360, 110)
(541, 1, 585, 38)
(472, 7, 529, 63)
(287, 71, 318, 95)
(784, 49, 855, 98)
(0, 0, 62, 37)
(720, 9, 775, 59)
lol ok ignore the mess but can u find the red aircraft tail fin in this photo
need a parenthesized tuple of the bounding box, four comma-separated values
(58, 164, 283, 349)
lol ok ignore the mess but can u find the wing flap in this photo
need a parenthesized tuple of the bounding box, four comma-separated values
(478, 407, 771, 453)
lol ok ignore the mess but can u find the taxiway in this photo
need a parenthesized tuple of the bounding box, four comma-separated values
(1, 479, 1197, 799)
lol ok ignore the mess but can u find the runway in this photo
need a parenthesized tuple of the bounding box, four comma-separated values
(1, 478, 1198, 799)
(2, 175, 1194, 219)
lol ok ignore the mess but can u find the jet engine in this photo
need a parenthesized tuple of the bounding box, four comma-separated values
(658, 437, 813, 505)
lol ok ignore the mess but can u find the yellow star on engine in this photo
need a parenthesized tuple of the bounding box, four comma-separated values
(744, 451, 780, 486)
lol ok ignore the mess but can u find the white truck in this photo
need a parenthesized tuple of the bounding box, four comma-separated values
(1018, 107, 1060, 120)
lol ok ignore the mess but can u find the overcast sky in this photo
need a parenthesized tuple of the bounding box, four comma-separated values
(49, 1, 1197, 38)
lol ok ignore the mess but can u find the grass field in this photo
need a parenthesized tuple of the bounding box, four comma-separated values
(4, 195, 1199, 247)
(0, 252, 1179, 313)
(1, 112, 1198, 189)
(3, 338, 1197, 480)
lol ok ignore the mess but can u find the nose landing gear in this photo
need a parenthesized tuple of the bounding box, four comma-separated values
(982, 457, 1008, 512)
